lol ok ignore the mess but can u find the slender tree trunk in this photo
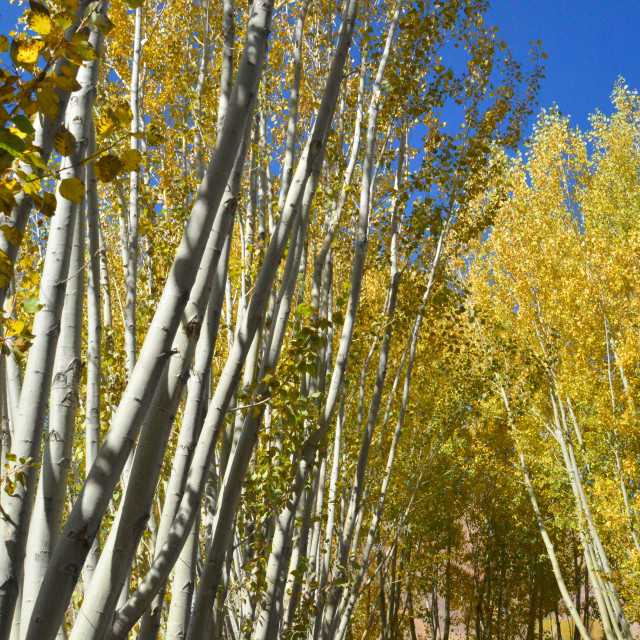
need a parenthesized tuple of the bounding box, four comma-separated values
(125, 5, 143, 375)
(0, 33, 101, 635)
(20, 182, 85, 635)
(116, 12, 144, 588)
(82, 128, 102, 589)
(312, 395, 343, 640)
(107, 5, 353, 631)
(551, 392, 630, 639)
(277, 0, 311, 211)
(165, 511, 200, 640)
(138, 224, 231, 640)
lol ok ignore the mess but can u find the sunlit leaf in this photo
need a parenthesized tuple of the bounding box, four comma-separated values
(114, 100, 133, 127)
(96, 111, 118, 138)
(27, 2, 52, 36)
(59, 177, 85, 204)
(146, 123, 166, 146)
(10, 38, 45, 67)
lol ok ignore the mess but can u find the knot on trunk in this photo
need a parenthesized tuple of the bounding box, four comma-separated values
(185, 315, 201, 339)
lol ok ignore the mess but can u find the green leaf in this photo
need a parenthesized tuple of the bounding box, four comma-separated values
(295, 303, 313, 317)
(0, 128, 27, 156)
(72, 39, 99, 61)
(83, 0, 100, 17)
(89, 11, 115, 35)
(24, 295, 44, 314)
(11, 115, 35, 135)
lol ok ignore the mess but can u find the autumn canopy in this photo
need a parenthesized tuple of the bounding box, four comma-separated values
(0, 1, 638, 639)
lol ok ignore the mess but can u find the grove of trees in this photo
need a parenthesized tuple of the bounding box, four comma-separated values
(0, 0, 638, 639)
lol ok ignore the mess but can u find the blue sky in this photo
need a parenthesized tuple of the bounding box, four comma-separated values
(489, 1, 640, 137)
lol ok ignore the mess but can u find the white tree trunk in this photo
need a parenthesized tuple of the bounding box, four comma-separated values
(0, 36, 101, 635)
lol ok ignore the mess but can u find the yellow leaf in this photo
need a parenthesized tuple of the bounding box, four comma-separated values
(0, 36, 8, 53)
(59, 177, 85, 204)
(22, 149, 46, 172)
(54, 125, 77, 157)
(8, 126, 27, 142)
(18, 173, 40, 197)
(53, 10, 75, 29)
(6, 318, 25, 336)
(0, 179, 20, 215)
(94, 154, 122, 182)
(114, 100, 133, 127)
(28, 4, 52, 36)
(0, 249, 13, 287)
(121, 148, 142, 172)
(10, 38, 45, 66)
(146, 123, 166, 146)
(96, 111, 118, 138)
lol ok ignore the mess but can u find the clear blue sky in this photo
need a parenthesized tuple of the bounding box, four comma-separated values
(489, 1, 640, 136)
